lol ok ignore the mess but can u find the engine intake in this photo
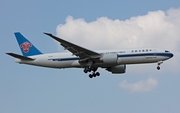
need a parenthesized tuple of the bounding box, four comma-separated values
(100, 53, 118, 65)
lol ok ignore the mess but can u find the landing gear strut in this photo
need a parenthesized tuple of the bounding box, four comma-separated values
(157, 61, 163, 70)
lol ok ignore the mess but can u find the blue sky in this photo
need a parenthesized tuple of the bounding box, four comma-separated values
(1, 0, 180, 113)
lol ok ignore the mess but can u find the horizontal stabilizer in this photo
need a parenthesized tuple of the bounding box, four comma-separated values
(6, 53, 34, 61)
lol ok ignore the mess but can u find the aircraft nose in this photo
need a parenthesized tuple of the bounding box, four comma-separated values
(169, 52, 174, 58)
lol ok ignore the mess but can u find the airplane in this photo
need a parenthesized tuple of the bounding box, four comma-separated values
(7, 32, 174, 78)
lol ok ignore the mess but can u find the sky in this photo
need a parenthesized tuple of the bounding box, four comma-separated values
(1, 0, 180, 113)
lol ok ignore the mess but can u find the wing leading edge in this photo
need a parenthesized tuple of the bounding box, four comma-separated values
(44, 33, 101, 59)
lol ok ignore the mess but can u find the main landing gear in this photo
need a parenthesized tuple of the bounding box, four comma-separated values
(157, 61, 163, 70)
(84, 67, 100, 78)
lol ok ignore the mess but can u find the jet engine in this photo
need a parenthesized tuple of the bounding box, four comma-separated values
(100, 53, 120, 65)
(106, 65, 126, 74)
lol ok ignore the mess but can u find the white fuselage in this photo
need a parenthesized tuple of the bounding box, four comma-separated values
(15, 48, 173, 69)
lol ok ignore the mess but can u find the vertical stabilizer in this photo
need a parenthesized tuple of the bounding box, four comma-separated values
(14, 32, 42, 56)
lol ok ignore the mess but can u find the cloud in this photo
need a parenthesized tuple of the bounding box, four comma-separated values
(56, 8, 180, 72)
(119, 78, 158, 92)
(56, 8, 180, 49)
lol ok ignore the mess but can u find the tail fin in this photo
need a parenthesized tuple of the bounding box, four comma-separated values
(14, 32, 42, 56)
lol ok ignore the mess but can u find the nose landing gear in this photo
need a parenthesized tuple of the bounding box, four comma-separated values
(157, 66, 160, 70)
(157, 61, 163, 70)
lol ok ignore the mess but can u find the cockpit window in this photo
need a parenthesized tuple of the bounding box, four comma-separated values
(165, 50, 169, 52)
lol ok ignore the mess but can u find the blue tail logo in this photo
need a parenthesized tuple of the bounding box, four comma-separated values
(15, 32, 42, 56)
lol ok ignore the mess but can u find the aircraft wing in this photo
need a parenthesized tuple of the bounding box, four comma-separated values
(44, 33, 101, 59)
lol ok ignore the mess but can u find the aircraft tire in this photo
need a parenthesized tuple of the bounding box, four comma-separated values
(96, 72, 100, 76)
(84, 70, 88, 73)
(157, 66, 160, 70)
(89, 74, 93, 78)
(93, 73, 96, 77)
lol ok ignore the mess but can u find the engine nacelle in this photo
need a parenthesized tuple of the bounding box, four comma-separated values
(100, 53, 118, 65)
(106, 65, 126, 74)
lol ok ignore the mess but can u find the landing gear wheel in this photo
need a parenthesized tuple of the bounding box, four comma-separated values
(93, 73, 96, 77)
(88, 69, 91, 72)
(84, 68, 92, 73)
(157, 66, 160, 70)
(96, 72, 100, 76)
(92, 68, 97, 72)
(84, 67, 100, 78)
(89, 74, 93, 78)
(84, 69, 88, 73)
